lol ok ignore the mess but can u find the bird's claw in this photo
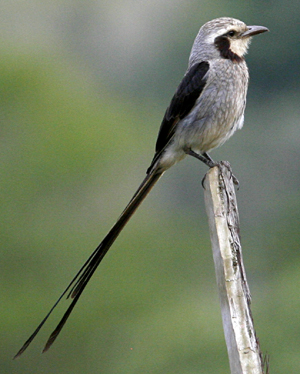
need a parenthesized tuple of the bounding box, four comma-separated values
(201, 161, 239, 190)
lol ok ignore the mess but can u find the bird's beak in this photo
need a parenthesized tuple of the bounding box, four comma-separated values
(242, 25, 269, 37)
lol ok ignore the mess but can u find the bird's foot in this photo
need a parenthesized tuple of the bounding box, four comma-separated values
(184, 148, 216, 168)
(183, 148, 239, 189)
(218, 161, 240, 189)
(201, 160, 239, 189)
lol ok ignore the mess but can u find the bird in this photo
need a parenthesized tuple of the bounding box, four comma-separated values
(14, 17, 268, 358)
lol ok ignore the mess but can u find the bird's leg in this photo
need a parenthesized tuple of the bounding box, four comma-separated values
(184, 148, 239, 188)
(202, 152, 215, 165)
(203, 152, 239, 187)
(184, 148, 216, 188)
(184, 148, 216, 168)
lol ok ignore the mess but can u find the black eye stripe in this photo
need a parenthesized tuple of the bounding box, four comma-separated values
(214, 35, 244, 63)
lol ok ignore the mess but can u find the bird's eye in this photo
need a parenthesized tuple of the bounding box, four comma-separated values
(227, 30, 236, 37)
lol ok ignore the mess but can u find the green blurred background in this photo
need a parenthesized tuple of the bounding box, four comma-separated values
(2, 1, 300, 373)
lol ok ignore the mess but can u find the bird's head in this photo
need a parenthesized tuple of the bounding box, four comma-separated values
(190, 17, 268, 63)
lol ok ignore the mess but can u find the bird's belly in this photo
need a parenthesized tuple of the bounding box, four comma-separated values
(191, 115, 243, 152)
(160, 110, 244, 170)
(175, 106, 244, 154)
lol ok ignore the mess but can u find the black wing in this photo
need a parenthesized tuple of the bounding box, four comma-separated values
(155, 61, 209, 156)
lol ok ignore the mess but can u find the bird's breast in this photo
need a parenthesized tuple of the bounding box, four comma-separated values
(182, 60, 249, 153)
(158, 60, 249, 170)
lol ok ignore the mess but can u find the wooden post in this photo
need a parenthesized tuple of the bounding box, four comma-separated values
(203, 162, 266, 374)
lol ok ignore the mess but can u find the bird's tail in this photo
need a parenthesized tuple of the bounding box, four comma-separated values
(14, 169, 163, 359)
